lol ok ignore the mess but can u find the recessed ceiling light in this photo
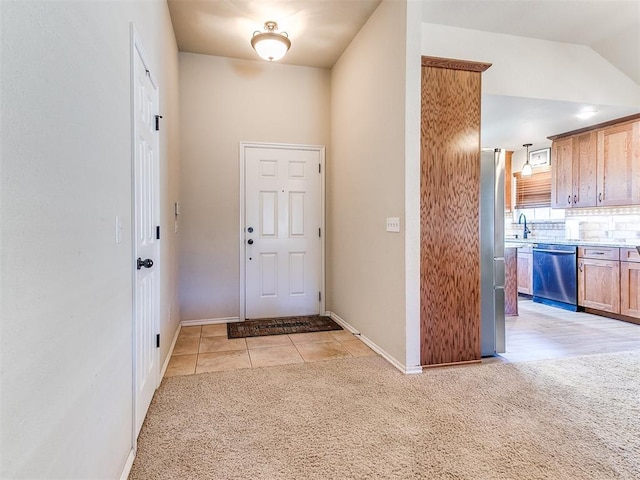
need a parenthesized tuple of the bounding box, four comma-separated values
(576, 108, 598, 120)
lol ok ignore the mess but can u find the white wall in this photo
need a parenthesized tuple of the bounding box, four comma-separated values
(421, 23, 640, 106)
(403, 0, 422, 371)
(329, 0, 412, 368)
(0, 1, 180, 478)
(178, 53, 331, 321)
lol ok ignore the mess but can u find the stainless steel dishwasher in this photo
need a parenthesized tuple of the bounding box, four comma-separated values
(532, 243, 578, 311)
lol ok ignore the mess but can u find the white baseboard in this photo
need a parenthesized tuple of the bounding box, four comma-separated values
(119, 448, 135, 480)
(327, 311, 422, 375)
(160, 322, 182, 380)
(181, 316, 241, 326)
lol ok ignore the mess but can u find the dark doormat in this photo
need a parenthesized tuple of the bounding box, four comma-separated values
(227, 315, 343, 339)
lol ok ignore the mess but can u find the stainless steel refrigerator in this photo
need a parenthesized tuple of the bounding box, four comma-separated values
(480, 148, 506, 356)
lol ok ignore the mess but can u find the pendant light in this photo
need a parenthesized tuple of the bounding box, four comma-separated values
(251, 21, 291, 62)
(521, 143, 533, 177)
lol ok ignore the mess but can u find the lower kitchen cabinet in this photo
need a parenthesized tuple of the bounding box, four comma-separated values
(577, 247, 620, 314)
(621, 248, 640, 319)
(517, 247, 533, 295)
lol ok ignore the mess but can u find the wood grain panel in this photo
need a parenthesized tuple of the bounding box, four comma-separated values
(573, 131, 598, 207)
(505, 248, 518, 316)
(504, 151, 513, 212)
(421, 56, 491, 72)
(577, 258, 620, 313)
(620, 248, 640, 263)
(621, 261, 640, 318)
(548, 113, 640, 140)
(516, 251, 533, 295)
(597, 121, 639, 206)
(420, 62, 483, 366)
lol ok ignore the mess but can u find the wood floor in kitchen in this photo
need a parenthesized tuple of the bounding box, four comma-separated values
(498, 298, 640, 363)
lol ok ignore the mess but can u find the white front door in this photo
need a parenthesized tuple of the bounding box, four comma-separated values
(243, 144, 324, 319)
(132, 33, 159, 436)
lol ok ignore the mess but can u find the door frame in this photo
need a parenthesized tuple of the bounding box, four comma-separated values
(239, 142, 325, 321)
(130, 24, 160, 446)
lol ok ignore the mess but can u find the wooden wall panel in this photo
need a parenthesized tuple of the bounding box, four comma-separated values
(505, 247, 518, 316)
(420, 63, 483, 366)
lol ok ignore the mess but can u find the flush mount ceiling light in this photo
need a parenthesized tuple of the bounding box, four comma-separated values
(521, 143, 533, 177)
(251, 21, 291, 62)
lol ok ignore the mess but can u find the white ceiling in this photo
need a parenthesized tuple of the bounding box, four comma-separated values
(422, 0, 640, 85)
(167, 0, 640, 152)
(167, 0, 383, 69)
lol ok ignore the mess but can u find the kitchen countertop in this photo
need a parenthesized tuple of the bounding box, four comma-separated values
(504, 238, 640, 249)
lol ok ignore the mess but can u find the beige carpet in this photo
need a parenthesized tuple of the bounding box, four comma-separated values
(129, 352, 640, 479)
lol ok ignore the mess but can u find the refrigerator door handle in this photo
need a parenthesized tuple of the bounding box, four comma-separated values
(494, 257, 505, 288)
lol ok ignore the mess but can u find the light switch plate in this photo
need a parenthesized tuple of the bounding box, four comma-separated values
(386, 217, 400, 233)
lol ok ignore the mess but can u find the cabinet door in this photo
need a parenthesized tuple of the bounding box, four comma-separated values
(577, 258, 620, 313)
(551, 137, 574, 208)
(596, 121, 640, 206)
(621, 261, 640, 318)
(572, 131, 597, 207)
(505, 150, 513, 213)
(517, 251, 532, 295)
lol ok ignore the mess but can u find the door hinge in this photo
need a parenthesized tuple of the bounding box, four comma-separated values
(156, 225, 160, 240)
(156, 334, 160, 348)
(318, 228, 321, 238)
(319, 291, 322, 302)
(155, 115, 163, 131)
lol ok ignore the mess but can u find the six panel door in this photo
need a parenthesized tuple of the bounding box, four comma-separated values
(244, 146, 322, 319)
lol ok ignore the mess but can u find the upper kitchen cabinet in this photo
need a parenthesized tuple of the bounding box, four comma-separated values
(597, 120, 640, 206)
(551, 132, 598, 208)
(549, 115, 640, 208)
(551, 136, 573, 208)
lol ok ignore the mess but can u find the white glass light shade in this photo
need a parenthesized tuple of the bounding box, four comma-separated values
(521, 143, 533, 177)
(251, 31, 291, 61)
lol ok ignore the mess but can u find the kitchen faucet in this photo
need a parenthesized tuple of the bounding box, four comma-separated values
(518, 213, 531, 239)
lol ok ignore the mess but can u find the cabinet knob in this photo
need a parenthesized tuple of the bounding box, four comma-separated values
(598, 192, 602, 203)
(567, 195, 571, 205)
(579, 262, 583, 272)
(573, 195, 577, 204)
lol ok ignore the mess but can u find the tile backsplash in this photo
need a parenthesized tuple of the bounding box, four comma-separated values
(506, 206, 640, 243)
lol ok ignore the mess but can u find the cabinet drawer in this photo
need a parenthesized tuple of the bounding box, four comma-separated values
(578, 246, 619, 260)
(620, 247, 640, 263)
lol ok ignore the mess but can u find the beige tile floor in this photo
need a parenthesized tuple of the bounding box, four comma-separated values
(165, 324, 377, 377)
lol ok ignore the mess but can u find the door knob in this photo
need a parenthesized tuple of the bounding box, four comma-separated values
(247, 239, 254, 245)
(137, 258, 154, 270)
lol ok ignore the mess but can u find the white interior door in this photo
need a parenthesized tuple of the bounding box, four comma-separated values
(244, 145, 323, 319)
(132, 35, 159, 436)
